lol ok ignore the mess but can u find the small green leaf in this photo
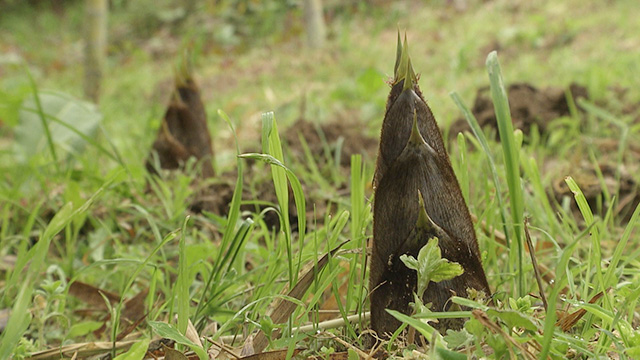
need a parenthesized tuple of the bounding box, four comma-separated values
(347, 348, 360, 360)
(164, 346, 189, 360)
(627, 346, 640, 358)
(402, 238, 464, 297)
(148, 321, 207, 360)
(400, 254, 419, 271)
(430, 261, 464, 283)
(417, 237, 441, 266)
(464, 318, 484, 337)
(386, 309, 441, 342)
(411, 293, 431, 314)
(67, 321, 103, 338)
(486, 333, 509, 359)
(444, 328, 473, 349)
(487, 309, 537, 331)
(113, 338, 150, 360)
(434, 346, 468, 360)
(450, 296, 489, 311)
(509, 295, 534, 313)
(259, 315, 278, 336)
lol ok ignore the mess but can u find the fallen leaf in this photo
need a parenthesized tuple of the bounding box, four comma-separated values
(246, 240, 349, 354)
(122, 288, 149, 322)
(556, 291, 605, 332)
(186, 319, 203, 348)
(68, 280, 120, 310)
(163, 344, 189, 360)
(115, 313, 147, 341)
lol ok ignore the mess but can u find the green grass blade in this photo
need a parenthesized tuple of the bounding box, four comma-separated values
(386, 309, 444, 345)
(579, 99, 629, 214)
(110, 225, 180, 350)
(520, 156, 560, 235)
(257, 112, 307, 285)
(194, 110, 244, 326)
(565, 177, 608, 304)
(261, 112, 294, 285)
(539, 235, 581, 359)
(23, 64, 58, 169)
(348, 154, 367, 318)
(616, 203, 640, 271)
(486, 51, 525, 296)
(1, 200, 43, 305)
(177, 216, 191, 334)
(450, 91, 511, 248)
(298, 132, 332, 190)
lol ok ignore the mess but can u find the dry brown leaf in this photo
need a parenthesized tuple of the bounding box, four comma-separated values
(116, 313, 148, 341)
(68, 280, 121, 309)
(186, 319, 204, 348)
(556, 291, 605, 332)
(147, 338, 177, 358)
(247, 240, 349, 354)
(239, 334, 254, 357)
(163, 344, 189, 360)
(122, 287, 149, 321)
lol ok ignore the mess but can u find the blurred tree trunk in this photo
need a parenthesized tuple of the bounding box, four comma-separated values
(83, 0, 107, 103)
(303, 0, 326, 49)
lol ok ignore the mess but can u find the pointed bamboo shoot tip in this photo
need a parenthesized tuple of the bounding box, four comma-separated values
(401, 35, 416, 91)
(394, 32, 414, 89)
(408, 108, 426, 147)
(416, 190, 434, 231)
(394, 29, 402, 76)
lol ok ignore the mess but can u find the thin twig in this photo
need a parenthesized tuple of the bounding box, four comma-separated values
(524, 219, 548, 311)
(218, 312, 371, 344)
(205, 337, 241, 359)
(319, 331, 371, 359)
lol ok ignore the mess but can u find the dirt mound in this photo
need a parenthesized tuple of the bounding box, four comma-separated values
(551, 160, 639, 224)
(450, 82, 588, 138)
(449, 81, 640, 225)
(283, 118, 378, 166)
(190, 118, 379, 231)
(190, 175, 288, 232)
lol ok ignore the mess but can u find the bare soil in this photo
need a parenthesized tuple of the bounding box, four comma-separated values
(449, 82, 589, 138)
